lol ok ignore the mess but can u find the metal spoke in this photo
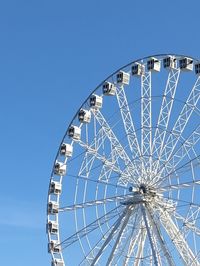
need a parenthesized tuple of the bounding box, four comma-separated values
(67, 173, 127, 189)
(59, 194, 131, 211)
(173, 212, 200, 236)
(133, 228, 147, 266)
(106, 206, 133, 265)
(115, 84, 141, 159)
(158, 206, 198, 265)
(141, 70, 152, 177)
(123, 219, 147, 266)
(156, 76, 200, 174)
(78, 139, 131, 181)
(141, 204, 159, 266)
(60, 205, 122, 249)
(146, 206, 175, 266)
(152, 68, 180, 172)
(91, 206, 131, 266)
(151, 124, 200, 185)
(160, 179, 200, 191)
(91, 109, 138, 185)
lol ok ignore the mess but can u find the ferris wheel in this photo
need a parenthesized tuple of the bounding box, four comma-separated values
(47, 54, 200, 266)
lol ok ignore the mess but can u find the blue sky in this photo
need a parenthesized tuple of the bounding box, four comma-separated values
(0, 0, 200, 265)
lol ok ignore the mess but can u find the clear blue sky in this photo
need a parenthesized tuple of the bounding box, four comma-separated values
(0, 0, 200, 265)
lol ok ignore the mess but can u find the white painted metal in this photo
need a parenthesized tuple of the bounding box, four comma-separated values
(151, 68, 180, 176)
(158, 207, 198, 265)
(47, 54, 200, 266)
(141, 69, 152, 178)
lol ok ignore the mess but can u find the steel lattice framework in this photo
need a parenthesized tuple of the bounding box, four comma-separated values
(47, 54, 200, 266)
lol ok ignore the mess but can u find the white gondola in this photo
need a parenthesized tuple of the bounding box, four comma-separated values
(47, 220, 58, 234)
(78, 109, 91, 123)
(90, 94, 103, 109)
(102, 82, 116, 96)
(68, 125, 81, 140)
(60, 143, 73, 157)
(179, 57, 193, 71)
(54, 162, 66, 176)
(50, 181, 62, 195)
(51, 259, 64, 266)
(195, 63, 200, 75)
(132, 63, 144, 76)
(163, 56, 177, 69)
(48, 201, 59, 214)
(48, 240, 61, 254)
(116, 71, 130, 85)
(147, 57, 161, 72)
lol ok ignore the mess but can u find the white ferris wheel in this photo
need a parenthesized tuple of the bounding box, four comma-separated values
(47, 54, 200, 266)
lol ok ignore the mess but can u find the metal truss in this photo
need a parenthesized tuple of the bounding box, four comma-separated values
(115, 85, 141, 159)
(141, 71, 152, 176)
(91, 109, 138, 185)
(158, 206, 198, 265)
(152, 68, 180, 172)
(155, 76, 200, 174)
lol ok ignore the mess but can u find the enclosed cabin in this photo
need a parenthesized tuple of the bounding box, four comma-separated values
(116, 71, 130, 85)
(131, 62, 144, 76)
(90, 94, 103, 109)
(48, 201, 59, 214)
(68, 125, 81, 140)
(102, 82, 116, 96)
(48, 240, 61, 254)
(78, 109, 91, 123)
(179, 57, 193, 71)
(50, 181, 62, 195)
(52, 259, 65, 266)
(60, 143, 73, 157)
(47, 220, 58, 234)
(163, 56, 177, 69)
(147, 57, 161, 72)
(54, 162, 66, 176)
(195, 63, 200, 75)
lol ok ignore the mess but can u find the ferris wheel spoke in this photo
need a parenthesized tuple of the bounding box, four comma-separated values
(147, 205, 175, 266)
(160, 179, 200, 191)
(78, 132, 116, 178)
(173, 211, 200, 237)
(79, 214, 125, 266)
(152, 154, 200, 188)
(67, 173, 127, 190)
(78, 139, 128, 179)
(59, 194, 131, 211)
(162, 194, 200, 210)
(105, 207, 134, 266)
(152, 68, 180, 172)
(141, 204, 159, 266)
(123, 216, 146, 266)
(115, 85, 141, 159)
(156, 76, 200, 174)
(141, 70, 152, 179)
(91, 109, 138, 185)
(61, 205, 123, 250)
(158, 124, 200, 180)
(157, 206, 199, 265)
(133, 229, 147, 266)
(90, 206, 131, 266)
